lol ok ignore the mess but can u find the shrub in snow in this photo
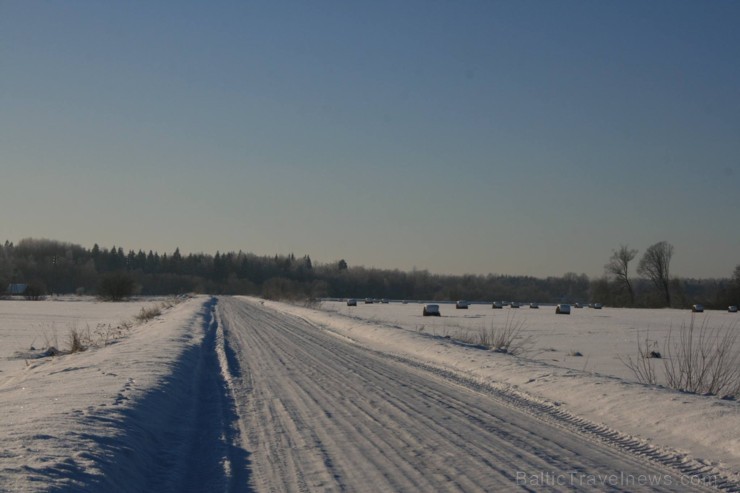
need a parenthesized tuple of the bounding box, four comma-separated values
(622, 318, 740, 397)
(456, 313, 533, 356)
(97, 272, 136, 301)
(662, 317, 740, 397)
(67, 326, 92, 353)
(619, 332, 659, 386)
(134, 305, 162, 323)
(23, 281, 46, 301)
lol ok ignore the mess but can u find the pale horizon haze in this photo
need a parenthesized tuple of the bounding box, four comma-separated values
(2, 1, 739, 279)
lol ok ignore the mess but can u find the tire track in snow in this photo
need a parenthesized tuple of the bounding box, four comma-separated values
(294, 309, 739, 492)
(218, 297, 719, 492)
(144, 297, 252, 493)
(371, 349, 740, 493)
(295, 311, 740, 493)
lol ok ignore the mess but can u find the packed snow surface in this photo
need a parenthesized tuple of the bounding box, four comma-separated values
(0, 296, 737, 492)
(264, 300, 740, 487)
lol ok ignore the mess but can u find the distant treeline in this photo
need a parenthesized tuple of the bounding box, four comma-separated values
(1, 238, 738, 308)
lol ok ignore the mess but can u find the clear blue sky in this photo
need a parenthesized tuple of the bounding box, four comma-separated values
(2, 1, 739, 278)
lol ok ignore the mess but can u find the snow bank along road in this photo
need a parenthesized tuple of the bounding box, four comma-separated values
(215, 297, 725, 492)
(2, 296, 733, 492)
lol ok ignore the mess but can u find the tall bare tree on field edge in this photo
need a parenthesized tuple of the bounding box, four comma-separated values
(733, 264, 740, 304)
(605, 245, 638, 306)
(637, 241, 674, 307)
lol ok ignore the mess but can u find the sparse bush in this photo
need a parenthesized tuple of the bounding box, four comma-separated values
(24, 281, 46, 300)
(42, 326, 60, 351)
(159, 298, 177, 310)
(92, 323, 114, 346)
(88, 321, 133, 347)
(662, 317, 740, 397)
(461, 313, 534, 355)
(303, 298, 320, 309)
(23, 316, 140, 362)
(619, 332, 661, 386)
(432, 325, 452, 339)
(134, 305, 162, 323)
(98, 272, 136, 301)
(621, 320, 740, 397)
(67, 326, 91, 353)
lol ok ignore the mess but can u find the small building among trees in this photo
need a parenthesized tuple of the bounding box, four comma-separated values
(7, 283, 28, 295)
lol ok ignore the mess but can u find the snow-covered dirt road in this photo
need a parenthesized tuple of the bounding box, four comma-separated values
(2, 296, 734, 491)
(217, 297, 721, 492)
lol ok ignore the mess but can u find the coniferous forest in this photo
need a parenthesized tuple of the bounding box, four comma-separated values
(1, 238, 738, 308)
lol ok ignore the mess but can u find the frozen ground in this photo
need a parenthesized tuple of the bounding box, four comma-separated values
(0, 296, 738, 491)
(266, 300, 740, 483)
(0, 296, 215, 492)
(315, 301, 740, 385)
(0, 297, 163, 385)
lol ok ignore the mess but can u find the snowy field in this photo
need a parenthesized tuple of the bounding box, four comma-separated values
(1, 296, 738, 491)
(0, 297, 163, 384)
(0, 296, 210, 492)
(316, 300, 740, 384)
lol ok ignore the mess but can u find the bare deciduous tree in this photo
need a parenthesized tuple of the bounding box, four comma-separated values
(605, 245, 638, 305)
(733, 264, 740, 301)
(637, 241, 674, 307)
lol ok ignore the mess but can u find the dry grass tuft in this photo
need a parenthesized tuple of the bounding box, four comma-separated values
(67, 326, 89, 353)
(134, 305, 162, 323)
(457, 313, 534, 356)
